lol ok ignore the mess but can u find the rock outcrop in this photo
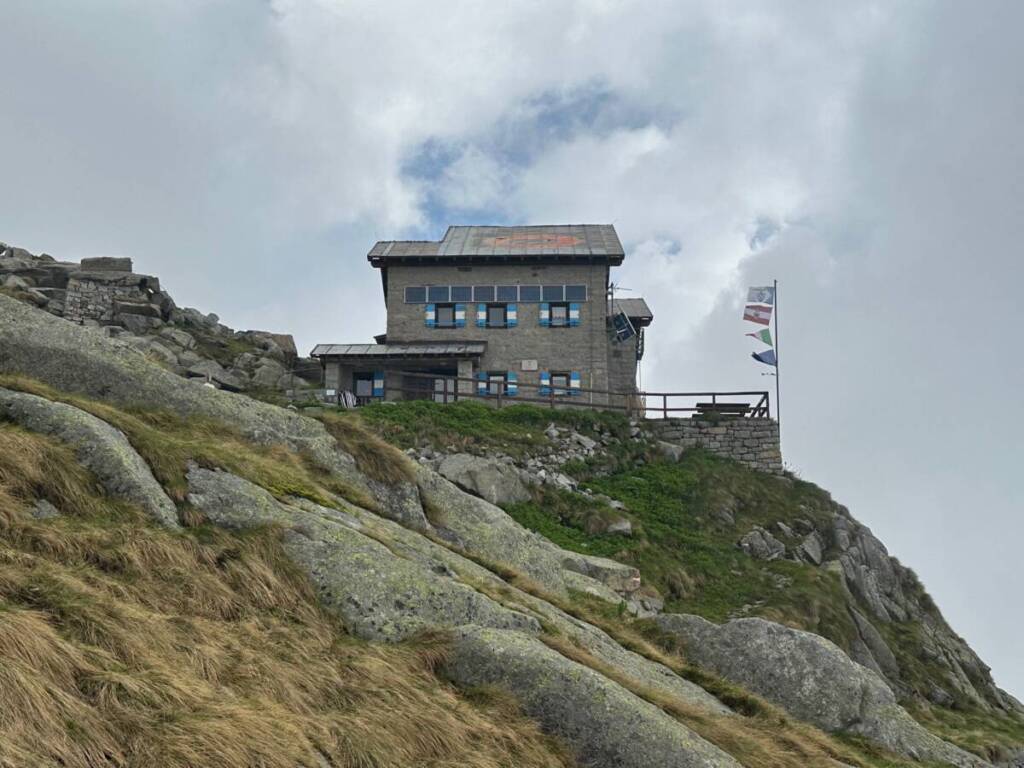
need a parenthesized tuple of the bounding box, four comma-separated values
(825, 504, 1016, 711)
(444, 626, 742, 768)
(0, 241, 315, 395)
(656, 614, 988, 767)
(436, 452, 533, 506)
(186, 466, 539, 641)
(0, 386, 179, 528)
(737, 525, 785, 561)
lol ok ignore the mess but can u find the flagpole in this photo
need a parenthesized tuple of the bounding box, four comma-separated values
(773, 279, 781, 435)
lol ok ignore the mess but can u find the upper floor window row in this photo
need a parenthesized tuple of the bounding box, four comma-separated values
(405, 284, 588, 304)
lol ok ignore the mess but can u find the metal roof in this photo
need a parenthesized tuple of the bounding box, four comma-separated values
(368, 225, 624, 264)
(612, 298, 654, 326)
(311, 342, 486, 358)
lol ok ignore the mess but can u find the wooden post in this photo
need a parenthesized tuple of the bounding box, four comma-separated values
(662, 394, 667, 419)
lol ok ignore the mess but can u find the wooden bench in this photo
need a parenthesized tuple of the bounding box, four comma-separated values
(695, 402, 751, 417)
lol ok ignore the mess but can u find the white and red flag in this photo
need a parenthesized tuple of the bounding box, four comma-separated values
(743, 304, 773, 326)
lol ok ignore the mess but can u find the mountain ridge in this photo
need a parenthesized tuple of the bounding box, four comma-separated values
(1, 240, 1022, 767)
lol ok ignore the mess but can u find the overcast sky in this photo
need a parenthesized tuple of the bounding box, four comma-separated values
(2, 1, 1021, 699)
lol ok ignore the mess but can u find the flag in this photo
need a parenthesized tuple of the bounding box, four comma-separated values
(751, 349, 777, 367)
(743, 304, 773, 325)
(747, 286, 775, 305)
(746, 328, 773, 345)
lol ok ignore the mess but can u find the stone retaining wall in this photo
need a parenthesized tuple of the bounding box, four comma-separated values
(646, 417, 782, 474)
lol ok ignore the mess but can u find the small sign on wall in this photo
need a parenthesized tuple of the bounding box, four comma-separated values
(521, 359, 538, 371)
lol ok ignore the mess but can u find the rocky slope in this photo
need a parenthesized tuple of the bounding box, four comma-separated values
(1, 290, 1021, 767)
(0, 241, 319, 394)
(381, 409, 1019, 720)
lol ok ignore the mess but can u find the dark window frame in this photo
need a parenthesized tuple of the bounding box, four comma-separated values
(473, 285, 496, 302)
(519, 285, 541, 302)
(486, 303, 507, 328)
(496, 285, 518, 302)
(451, 285, 473, 302)
(550, 371, 570, 396)
(565, 284, 587, 301)
(404, 286, 427, 303)
(435, 303, 456, 328)
(427, 285, 450, 303)
(549, 302, 570, 327)
(542, 285, 564, 301)
(486, 371, 507, 396)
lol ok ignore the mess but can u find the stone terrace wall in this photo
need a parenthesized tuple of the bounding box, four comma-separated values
(646, 417, 782, 474)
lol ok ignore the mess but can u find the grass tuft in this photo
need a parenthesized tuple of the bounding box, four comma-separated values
(316, 410, 416, 484)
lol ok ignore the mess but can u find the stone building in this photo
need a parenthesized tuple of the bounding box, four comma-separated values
(312, 225, 652, 408)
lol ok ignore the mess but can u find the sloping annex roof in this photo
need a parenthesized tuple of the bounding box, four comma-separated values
(368, 224, 624, 266)
(311, 342, 486, 359)
(612, 297, 653, 327)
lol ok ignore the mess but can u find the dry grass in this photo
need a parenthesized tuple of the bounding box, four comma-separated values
(0, 374, 376, 510)
(0, 424, 574, 768)
(317, 411, 417, 485)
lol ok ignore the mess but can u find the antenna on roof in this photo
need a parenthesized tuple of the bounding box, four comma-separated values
(607, 282, 634, 311)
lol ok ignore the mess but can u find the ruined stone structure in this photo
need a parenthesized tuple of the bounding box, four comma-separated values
(63, 257, 171, 331)
(648, 417, 783, 474)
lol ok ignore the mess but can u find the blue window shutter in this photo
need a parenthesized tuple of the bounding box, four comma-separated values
(539, 303, 550, 327)
(507, 303, 517, 327)
(539, 371, 551, 395)
(507, 371, 518, 396)
(569, 302, 581, 327)
(425, 304, 436, 328)
(477, 371, 488, 395)
(569, 371, 582, 395)
(372, 371, 385, 397)
(476, 303, 487, 328)
(455, 303, 466, 327)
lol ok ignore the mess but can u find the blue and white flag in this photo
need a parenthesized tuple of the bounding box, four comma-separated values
(751, 349, 777, 367)
(747, 286, 775, 305)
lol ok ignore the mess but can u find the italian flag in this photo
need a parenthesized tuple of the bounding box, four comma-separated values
(746, 328, 773, 345)
(743, 304, 773, 326)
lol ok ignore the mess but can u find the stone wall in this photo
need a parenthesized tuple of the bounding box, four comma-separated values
(646, 417, 782, 474)
(384, 262, 620, 405)
(63, 257, 169, 331)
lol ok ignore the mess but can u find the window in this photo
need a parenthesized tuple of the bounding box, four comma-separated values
(435, 303, 455, 328)
(427, 285, 449, 303)
(519, 285, 541, 302)
(451, 285, 472, 302)
(487, 372, 506, 396)
(496, 285, 518, 302)
(549, 302, 569, 327)
(473, 285, 495, 302)
(487, 304, 507, 328)
(354, 373, 373, 398)
(550, 372, 569, 396)
(565, 284, 587, 301)
(405, 286, 426, 303)
(542, 285, 564, 301)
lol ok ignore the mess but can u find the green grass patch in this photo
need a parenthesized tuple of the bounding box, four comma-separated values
(514, 451, 859, 650)
(355, 399, 631, 456)
(906, 703, 1024, 762)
